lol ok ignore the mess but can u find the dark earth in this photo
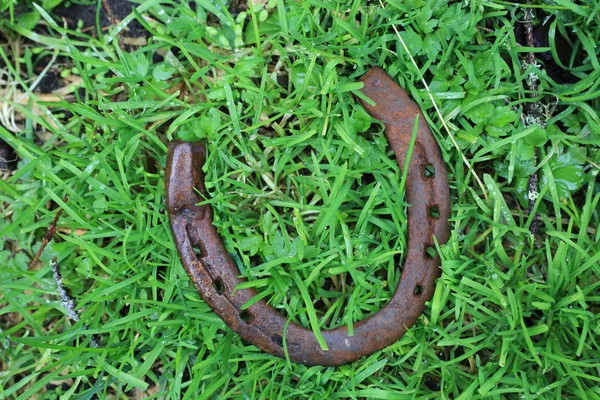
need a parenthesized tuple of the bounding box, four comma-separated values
(54, 0, 145, 37)
(0, 137, 17, 171)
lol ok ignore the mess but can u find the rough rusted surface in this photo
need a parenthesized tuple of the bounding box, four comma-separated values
(165, 67, 451, 366)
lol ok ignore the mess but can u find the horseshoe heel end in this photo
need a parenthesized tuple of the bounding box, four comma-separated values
(166, 140, 207, 215)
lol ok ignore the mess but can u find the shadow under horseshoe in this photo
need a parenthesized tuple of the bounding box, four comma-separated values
(165, 67, 451, 366)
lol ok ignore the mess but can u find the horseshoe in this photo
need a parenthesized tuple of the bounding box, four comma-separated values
(165, 67, 450, 366)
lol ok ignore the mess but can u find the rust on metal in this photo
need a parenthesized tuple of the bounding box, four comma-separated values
(165, 67, 451, 366)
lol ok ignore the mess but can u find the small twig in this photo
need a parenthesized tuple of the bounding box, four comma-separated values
(524, 11, 539, 93)
(51, 257, 100, 348)
(523, 7, 540, 237)
(379, 0, 489, 202)
(102, 0, 119, 26)
(27, 197, 100, 346)
(51, 257, 79, 322)
(29, 195, 67, 269)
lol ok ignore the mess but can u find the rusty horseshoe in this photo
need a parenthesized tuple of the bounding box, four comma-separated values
(165, 67, 450, 366)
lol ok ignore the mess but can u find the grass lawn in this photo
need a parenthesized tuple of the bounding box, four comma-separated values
(1, 0, 599, 398)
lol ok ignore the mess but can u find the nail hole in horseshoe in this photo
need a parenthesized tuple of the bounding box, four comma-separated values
(428, 205, 440, 219)
(424, 245, 437, 259)
(212, 277, 225, 295)
(413, 285, 423, 296)
(239, 310, 253, 324)
(422, 163, 435, 179)
(271, 335, 283, 347)
(187, 225, 208, 258)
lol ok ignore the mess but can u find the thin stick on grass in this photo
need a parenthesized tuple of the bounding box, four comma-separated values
(51, 257, 100, 348)
(51, 257, 79, 322)
(28, 195, 67, 269)
(523, 6, 540, 237)
(102, 0, 119, 26)
(28, 196, 100, 347)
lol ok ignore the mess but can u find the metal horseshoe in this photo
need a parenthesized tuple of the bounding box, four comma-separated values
(165, 67, 450, 366)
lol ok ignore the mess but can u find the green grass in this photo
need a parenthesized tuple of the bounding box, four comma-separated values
(1, 0, 599, 398)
